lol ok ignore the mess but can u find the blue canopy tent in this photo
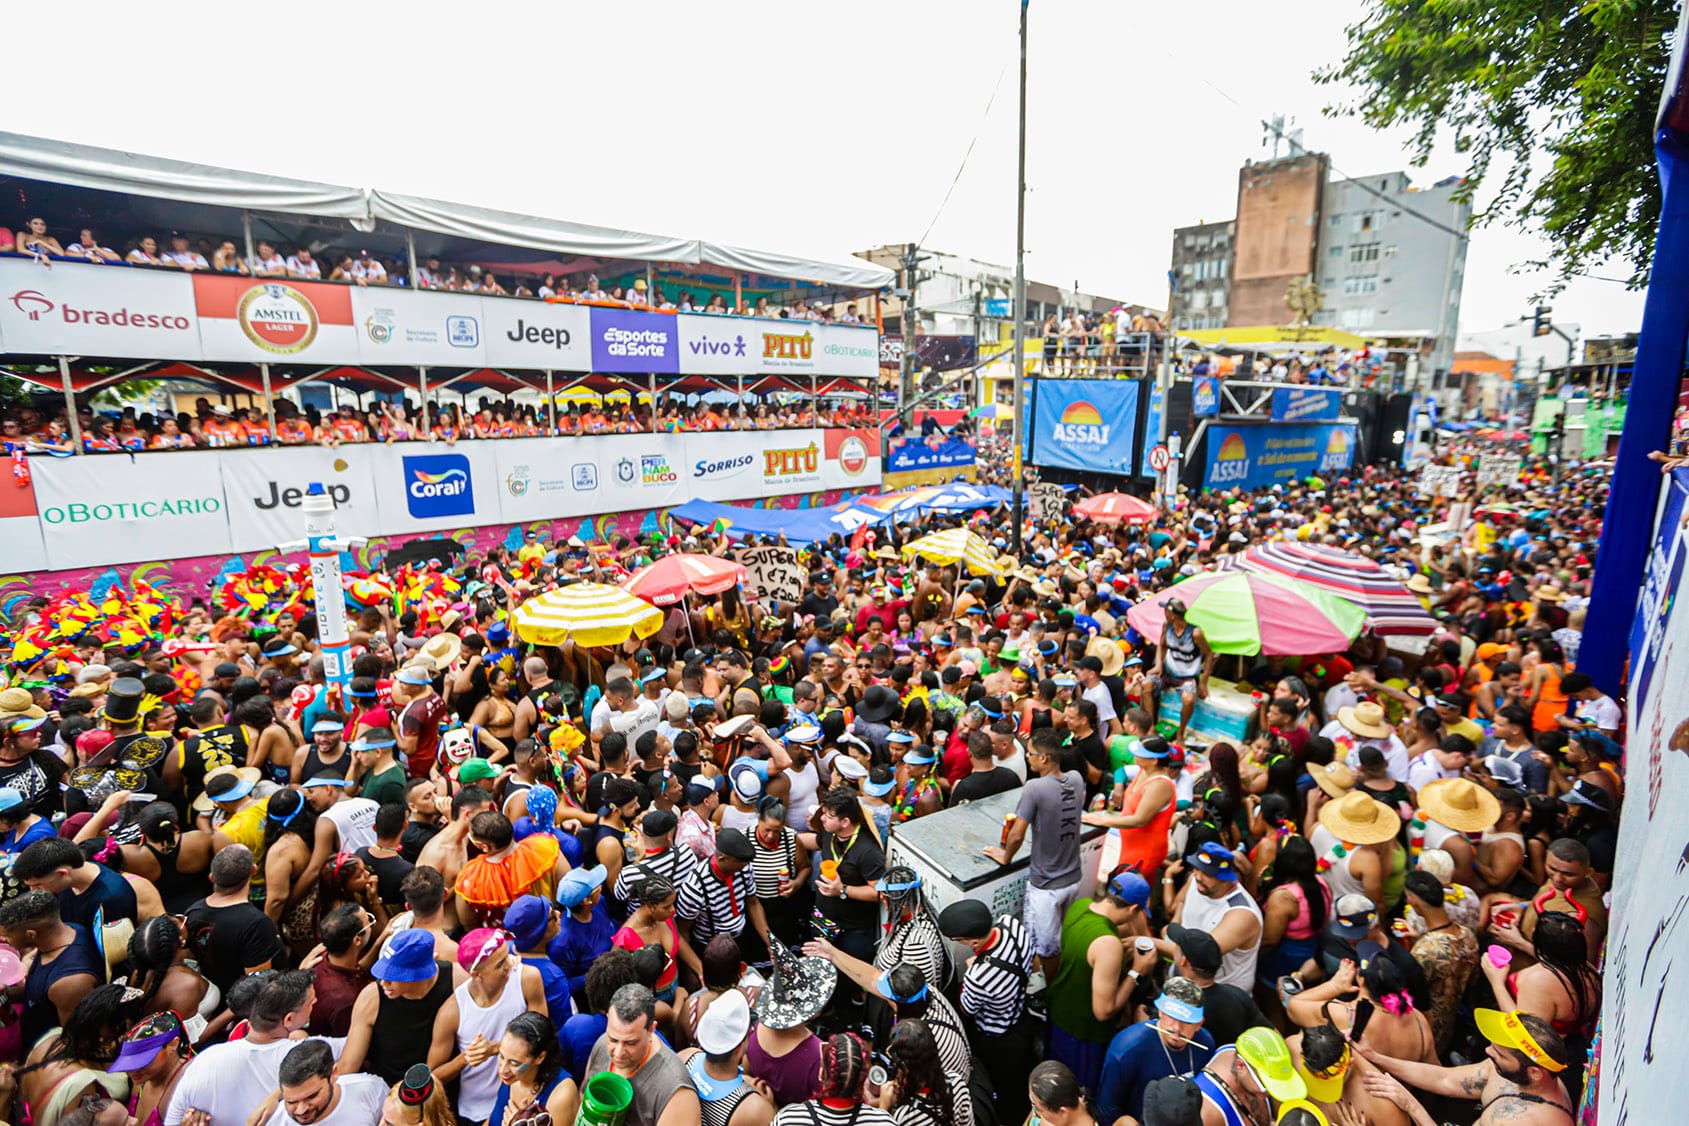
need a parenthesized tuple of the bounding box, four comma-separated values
(667, 499, 890, 545)
(1582, 15, 1689, 695)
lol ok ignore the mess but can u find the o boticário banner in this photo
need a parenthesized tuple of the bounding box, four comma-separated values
(15, 429, 880, 570)
(1202, 423, 1357, 491)
(1028, 378, 1141, 475)
(0, 258, 877, 375)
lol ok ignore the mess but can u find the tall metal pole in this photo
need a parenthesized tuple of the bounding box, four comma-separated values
(1009, 0, 1029, 555)
(899, 242, 919, 427)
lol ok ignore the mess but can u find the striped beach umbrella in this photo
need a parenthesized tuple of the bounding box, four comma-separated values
(1125, 570, 1368, 656)
(512, 581, 665, 648)
(1225, 542, 1436, 637)
(622, 553, 747, 607)
(900, 528, 1011, 576)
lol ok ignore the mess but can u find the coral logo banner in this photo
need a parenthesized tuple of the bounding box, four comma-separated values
(1201, 423, 1358, 491)
(1029, 379, 1140, 475)
(403, 454, 475, 518)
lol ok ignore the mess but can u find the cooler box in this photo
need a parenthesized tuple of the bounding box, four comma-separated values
(884, 788, 1108, 920)
(1154, 676, 1257, 745)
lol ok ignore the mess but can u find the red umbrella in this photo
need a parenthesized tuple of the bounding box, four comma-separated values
(622, 553, 747, 607)
(1074, 492, 1157, 524)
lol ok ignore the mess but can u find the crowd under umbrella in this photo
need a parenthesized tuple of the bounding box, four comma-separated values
(1124, 569, 1369, 656)
(511, 580, 665, 647)
(1221, 540, 1437, 637)
(621, 552, 747, 607)
(899, 527, 1011, 576)
(1073, 491, 1158, 524)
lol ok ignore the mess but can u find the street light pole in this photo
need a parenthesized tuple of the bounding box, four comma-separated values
(1009, 0, 1029, 555)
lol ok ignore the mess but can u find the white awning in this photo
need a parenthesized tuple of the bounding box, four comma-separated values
(0, 132, 372, 224)
(0, 132, 894, 290)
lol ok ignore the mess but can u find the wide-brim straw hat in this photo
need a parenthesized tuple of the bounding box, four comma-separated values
(1337, 702, 1392, 740)
(1308, 761, 1356, 800)
(1086, 636, 1125, 677)
(1417, 777, 1501, 834)
(1319, 790, 1403, 845)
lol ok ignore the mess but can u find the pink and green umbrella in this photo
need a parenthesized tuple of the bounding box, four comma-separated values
(1125, 570, 1368, 656)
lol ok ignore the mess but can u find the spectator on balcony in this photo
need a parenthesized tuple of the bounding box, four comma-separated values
(704, 294, 728, 314)
(352, 251, 387, 286)
(164, 233, 209, 271)
(200, 404, 248, 446)
(126, 236, 165, 266)
(67, 228, 120, 263)
(243, 409, 274, 445)
(581, 274, 608, 302)
(433, 405, 465, 444)
(276, 404, 314, 445)
(18, 217, 64, 257)
(419, 257, 446, 290)
(288, 247, 322, 280)
(626, 279, 649, 308)
(251, 240, 289, 277)
(318, 409, 370, 445)
(212, 240, 251, 275)
(478, 270, 505, 296)
(147, 417, 196, 450)
(0, 226, 12, 253)
(329, 255, 358, 283)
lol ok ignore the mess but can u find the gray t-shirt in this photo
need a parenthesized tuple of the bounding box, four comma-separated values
(585, 1035, 695, 1126)
(1014, 769, 1084, 889)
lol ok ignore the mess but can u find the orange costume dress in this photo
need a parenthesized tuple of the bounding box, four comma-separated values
(454, 833, 562, 926)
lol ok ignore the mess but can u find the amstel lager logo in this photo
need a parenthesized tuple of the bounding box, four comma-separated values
(238, 284, 320, 354)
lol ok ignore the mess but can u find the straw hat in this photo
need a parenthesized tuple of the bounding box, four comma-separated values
(1086, 636, 1126, 678)
(1535, 586, 1568, 604)
(1337, 702, 1392, 740)
(1318, 790, 1402, 845)
(1307, 761, 1356, 800)
(1405, 574, 1433, 595)
(421, 632, 463, 669)
(1416, 778, 1501, 834)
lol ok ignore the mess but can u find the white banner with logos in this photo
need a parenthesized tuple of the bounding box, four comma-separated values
(17, 430, 879, 572)
(218, 445, 382, 553)
(0, 516, 47, 574)
(675, 317, 878, 379)
(0, 261, 878, 376)
(0, 258, 198, 360)
(350, 288, 487, 366)
(31, 451, 232, 569)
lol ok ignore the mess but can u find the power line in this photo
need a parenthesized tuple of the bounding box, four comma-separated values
(918, 59, 1012, 249)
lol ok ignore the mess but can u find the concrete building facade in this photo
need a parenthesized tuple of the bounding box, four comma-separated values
(1169, 220, 1234, 331)
(1227, 153, 1327, 328)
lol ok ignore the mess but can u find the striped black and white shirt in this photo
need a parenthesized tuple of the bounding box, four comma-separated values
(749, 824, 800, 899)
(676, 858, 757, 944)
(875, 912, 950, 990)
(615, 845, 699, 903)
(959, 915, 1033, 1034)
(906, 991, 972, 1079)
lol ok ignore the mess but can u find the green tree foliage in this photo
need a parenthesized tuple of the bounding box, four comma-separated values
(1319, 0, 1679, 290)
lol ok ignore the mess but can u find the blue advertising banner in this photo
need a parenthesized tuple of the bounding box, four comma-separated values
(589, 307, 680, 374)
(1627, 468, 1689, 711)
(1270, 387, 1341, 422)
(887, 435, 976, 474)
(1140, 384, 1164, 477)
(1192, 376, 1221, 417)
(1028, 379, 1140, 475)
(1202, 423, 1358, 491)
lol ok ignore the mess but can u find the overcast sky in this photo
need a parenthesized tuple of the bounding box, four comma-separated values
(12, 0, 1648, 340)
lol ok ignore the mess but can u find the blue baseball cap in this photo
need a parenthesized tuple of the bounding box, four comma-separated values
(557, 864, 608, 908)
(1107, 870, 1152, 908)
(864, 776, 896, 798)
(372, 929, 439, 983)
(875, 971, 929, 1004)
(504, 895, 554, 949)
(1190, 841, 1239, 882)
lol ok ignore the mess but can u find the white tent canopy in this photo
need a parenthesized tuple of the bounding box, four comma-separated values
(0, 132, 894, 290)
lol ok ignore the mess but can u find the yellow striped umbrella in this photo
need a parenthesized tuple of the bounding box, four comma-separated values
(511, 581, 665, 648)
(900, 528, 1012, 576)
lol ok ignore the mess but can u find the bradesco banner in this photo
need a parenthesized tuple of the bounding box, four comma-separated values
(193, 275, 357, 363)
(1270, 387, 1341, 422)
(1202, 423, 1357, 491)
(0, 258, 199, 360)
(365, 442, 505, 535)
(351, 288, 486, 366)
(590, 308, 680, 374)
(675, 316, 879, 378)
(218, 445, 381, 553)
(31, 451, 232, 569)
(1028, 379, 1140, 475)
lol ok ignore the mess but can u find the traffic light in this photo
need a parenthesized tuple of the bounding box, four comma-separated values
(1532, 305, 1553, 337)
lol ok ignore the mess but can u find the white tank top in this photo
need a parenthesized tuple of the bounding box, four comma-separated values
(720, 804, 758, 835)
(785, 761, 820, 830)
(323, 797, 380, 854)
(1310, 825, 1368, 901)
(1179, 883, 1262, 991)
(454, 968, 529, 1118)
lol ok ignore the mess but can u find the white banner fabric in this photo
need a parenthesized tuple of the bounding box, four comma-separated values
(32, 451, 232, 568)
(219, 445, 382, 553)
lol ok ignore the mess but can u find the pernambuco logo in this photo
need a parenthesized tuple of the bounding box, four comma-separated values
(238, 283, 320, 354)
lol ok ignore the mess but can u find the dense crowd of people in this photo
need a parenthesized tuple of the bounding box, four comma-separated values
(0, 442, 1619, 1126)
(0, 394, 880, 454)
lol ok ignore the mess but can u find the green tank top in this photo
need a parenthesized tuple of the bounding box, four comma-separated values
(1382, 840, 1408, 911)
(1045, 898, 1120, 1044)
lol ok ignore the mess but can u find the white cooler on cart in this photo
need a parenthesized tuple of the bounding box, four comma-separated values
(884, 788, 1109, 920)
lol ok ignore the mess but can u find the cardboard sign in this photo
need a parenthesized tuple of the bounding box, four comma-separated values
(1030, 482, 1066, 523)
(1418, 465, 1464, 498)
(1476, 454, 1522, 491)
(740, 544, 804, 604)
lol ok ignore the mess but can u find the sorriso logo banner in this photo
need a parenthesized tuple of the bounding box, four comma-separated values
(1029, 379, 1140, 475)
(590, 308, 679, 374)
(1202, 423, 1357, 491)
